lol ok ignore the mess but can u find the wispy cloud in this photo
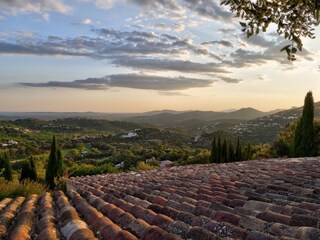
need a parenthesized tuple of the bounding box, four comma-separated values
(0, 0, 72, 15)
(80, 18, 93, 25)
(158, 91, 189, 96)
(218, 76, 243, 83)
(20, 74, 216, 91)
(201, 40, 234, 48)
(112, 58, 230, 73)
(0, 27, 219, 60)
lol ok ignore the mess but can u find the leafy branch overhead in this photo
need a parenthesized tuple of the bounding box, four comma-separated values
(221, 0, 320, 60)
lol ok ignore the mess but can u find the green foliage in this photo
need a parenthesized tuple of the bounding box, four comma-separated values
(251, 144, 274, 159)
(68, 163, 118, 177)
(0, 151, 13, 181)
(243, 144, 253, 161)
(293, 91, 317, 157)
(217, 137, 222, 163)
(272, 122, 296, 157)
(228, 142, 235, 162)
(135, 161, 157, 171)
(210, 136, 246, 163)
(45, 136, 64, 189)
(177, 149, 210, 165)
(20, 156, 37, 182)
(210, 138, 217, 163)
(221, 139, 228, 163)
(235, 137, 243, 161)
(221, 0, 320, 60)
(0, 179, 46, 200)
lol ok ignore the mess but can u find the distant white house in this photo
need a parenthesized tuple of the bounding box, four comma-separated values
(121, 131, 138, 138)
(2, 140, 18, 147)
(115, 161, 124, 168)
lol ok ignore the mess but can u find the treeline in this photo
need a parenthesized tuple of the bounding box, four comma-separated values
(209, 137, 252, 163)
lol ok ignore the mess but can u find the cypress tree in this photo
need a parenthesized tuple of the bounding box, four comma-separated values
(222, 139, 228, 163)
(45, 136, 64, 189)
(228, 142, 235, 162)
(210, 137, 217, 163)
(294, 91, 317, 157)
(235, 137, 243, 161)
(57, 148, 64, 177)
(245, 144, 252, 160)
(217, 137, 222, 163)
(0, 151, 13, 181)
(20, 156, 37, 182)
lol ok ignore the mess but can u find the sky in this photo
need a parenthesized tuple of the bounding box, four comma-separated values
(0, 0, 320, 113)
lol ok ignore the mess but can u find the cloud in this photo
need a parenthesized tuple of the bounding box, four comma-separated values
(183, 0, 232, 22)
(19, 74, 215, 91)
(218, 28, 236, 35)
(218, 76, 243, 83)
(0, 27, 219, 60)
(83, 0, 115, 9)
(42, 13, 50, 21)
(158, 91, 189, 96)
(0, 0, 72, 15)
(240, 33, 277, 48)
(129, 0, 182, 12)
(154, 23, 171, 30)
(173, 23, 185, 32)
(223, 43, 314, 68)
(112, 58, 230, 73)
(201, 40, 233, 48)
(80, 18, 93, 25)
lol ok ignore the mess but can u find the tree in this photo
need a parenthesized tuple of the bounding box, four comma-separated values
(210, 137, 217, 163)
(217, 137, 222, 163)
(45, 136, 64, 189)
(0, 151, 13, 181)
(293, 91, 317, 157)
(222, 139, 228, 163)
(272, 122, 296, 157)
(221, 0, 320, 60)
(235, 137, 243, 161)
(244, 144, 252, 160)
(228, 142, 235, 162)
(20, 156, 37, 182)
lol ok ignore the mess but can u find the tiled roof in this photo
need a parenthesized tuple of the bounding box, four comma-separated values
(1, 157, 320, 239)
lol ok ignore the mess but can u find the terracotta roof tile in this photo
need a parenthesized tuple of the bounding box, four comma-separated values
(4, 157, 319, 239)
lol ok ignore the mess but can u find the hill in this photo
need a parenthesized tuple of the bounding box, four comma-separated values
(7, 118, 149, 133)
(124, 108, 280, 127)
(230, 101, 320, 143)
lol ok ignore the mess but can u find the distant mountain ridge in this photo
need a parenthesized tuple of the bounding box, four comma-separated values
(123, 108, 283, 126)
(229, 101, 320, 143)
(0, 108, 281, 123)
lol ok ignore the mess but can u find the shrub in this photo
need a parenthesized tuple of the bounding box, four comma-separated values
(68, 163, 118, 177)
(20, 156, 37, 182)
(0, 179, 46, 200)
(135, 162, 156, 171)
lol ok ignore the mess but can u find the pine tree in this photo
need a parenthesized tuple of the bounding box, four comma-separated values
(222, 139, 228, 163)
(294, 91, 317, 157)
(235, 137, 243, 161)
(210, 137, 217, 163)
(45, 136, 64, 189)
(20, 156, 37, 182)
(228, 142, 235, 162)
